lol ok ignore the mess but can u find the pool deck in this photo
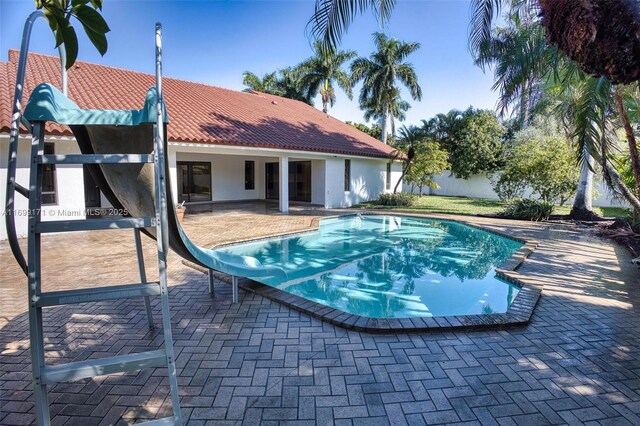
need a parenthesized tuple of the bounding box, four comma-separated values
(1, 205, 640, 425)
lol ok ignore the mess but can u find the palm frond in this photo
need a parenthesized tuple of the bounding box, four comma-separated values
(308, 0, 397, 49)
(572, 76, 614, 167)
(468, 0, 506, 66)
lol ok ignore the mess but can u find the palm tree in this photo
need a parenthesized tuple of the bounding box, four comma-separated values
(392, 125, 422, 193)
(472, 9, 600, 219)
(276, 67, 314, 105)
(242, 69, 313, 105)
(242, 71, 280, 94)
(549, 78, 599, 219)
(307, 0, 640, 212)
(361, 87, 410, 142)
(473, 10, 550, 128)
(471, 0, 640, 211)
(351, 33, 422, 144)
(537, 0, 640, 86)
(297, 40, 356, 113)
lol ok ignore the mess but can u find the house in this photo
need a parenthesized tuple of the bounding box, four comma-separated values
(0, 51, 403, 240)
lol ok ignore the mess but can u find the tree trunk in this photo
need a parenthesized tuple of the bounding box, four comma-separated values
(613, 87, 640, 195)
(570, 146, 597, 219)
(391, 116, 396, 143)
(380, 103, 389, 144)
(322, 79, 329, 113)
(603, 160, 640, 213)
(520, 79, 530, 127)
(393, 162, 409, 193)
(538, 0, 640, 85)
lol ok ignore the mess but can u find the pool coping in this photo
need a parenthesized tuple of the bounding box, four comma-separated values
(185, 211, 542, 333)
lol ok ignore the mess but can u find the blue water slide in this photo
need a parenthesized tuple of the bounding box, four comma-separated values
(23, 83, 287, 281)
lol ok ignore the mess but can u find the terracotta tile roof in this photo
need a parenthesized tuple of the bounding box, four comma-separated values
(1, 50, 399, 159)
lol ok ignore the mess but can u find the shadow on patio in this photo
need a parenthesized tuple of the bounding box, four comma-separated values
(2, 212, 640, 424)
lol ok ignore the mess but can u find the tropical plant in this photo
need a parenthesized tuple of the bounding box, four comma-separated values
(493, 123, 579, 205)
(536, 0, 640, 86)
(391, 125, 420, 193)
(618, 155, 638, 199)
(361, 87, 410, 142)
(307, 0, 640, 216)
(242, 71, 280, 94)
(404, 140, 450, 195)
(423, 107, 505, 179)
(392, 125, 448, 193)
(472, 8, 549, 129)
(308, 0, 397, 49)
(297, 40, 356, 113)
(242, 68, 312, 104)
(351, 32, 422, 144)
(36, 0, 110, 69)
(471, 2, 640, 218)
(502, 198, 555, 221)
(277, 67, 314, 104)
(470, 0, 640, 215)
(377, 192, 415, 206)
(345, 121, 384, 139)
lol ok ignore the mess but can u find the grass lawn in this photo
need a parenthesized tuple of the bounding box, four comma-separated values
(356, 195, 632, 218)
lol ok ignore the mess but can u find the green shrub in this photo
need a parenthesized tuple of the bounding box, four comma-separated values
(493, 122, 579, 205)
(502, 199, 554, 221)
(378, 193, 415, 207)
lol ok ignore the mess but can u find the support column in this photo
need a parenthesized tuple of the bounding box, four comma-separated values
(167, 145, 178, 204)
(279, 156, 289, 212)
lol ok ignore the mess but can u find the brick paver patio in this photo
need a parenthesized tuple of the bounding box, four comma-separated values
(1, 205, 639, 425)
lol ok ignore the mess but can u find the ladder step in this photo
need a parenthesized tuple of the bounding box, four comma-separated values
(40, 349, 167, 385)
(14, 182, 29, 198)
(36, 217, 155, 233)
(37, 282, 161, 307)
(39, 154, 154, 164)
(138, 417, 179, 426)
(20, 115, 31, 128)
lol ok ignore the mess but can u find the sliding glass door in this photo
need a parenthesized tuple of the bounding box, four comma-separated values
(177, 161, 212, 202)
(265, 161, 311, 202)
(290, 161, 311, 202)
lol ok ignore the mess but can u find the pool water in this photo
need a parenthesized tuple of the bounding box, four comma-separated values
(215, 215, 523, 319)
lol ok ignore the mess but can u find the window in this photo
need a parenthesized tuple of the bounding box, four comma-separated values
(42, 143, 57, 205)
(177, 161, 212, 202)
(344, 159, 351, 191)
(245, 161, 255, 190)
(386, 163, 391, 190)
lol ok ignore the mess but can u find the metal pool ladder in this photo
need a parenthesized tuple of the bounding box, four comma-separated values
(4, 14, 182, 426)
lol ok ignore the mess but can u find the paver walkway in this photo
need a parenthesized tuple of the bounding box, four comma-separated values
(1, 207, 639, 425)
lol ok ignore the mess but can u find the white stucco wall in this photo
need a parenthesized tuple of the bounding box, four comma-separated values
(324, 158, 402, 208)
(311, 159, 325, 205)
(404, 170, 630, 208)
(174, 151, 267, 202)
(1, 137, 86, 240)
(324, 158, 344, 208)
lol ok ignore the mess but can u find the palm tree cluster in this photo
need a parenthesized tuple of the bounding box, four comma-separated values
(243, 34, 423, 144)
(351, 33, 422, 143)
(242, 68, 313, 105)
(308, 0, 640, 219)
(470, 2, 640, 218)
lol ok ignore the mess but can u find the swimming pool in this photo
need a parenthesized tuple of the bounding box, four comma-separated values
(215, 215, 523, 319)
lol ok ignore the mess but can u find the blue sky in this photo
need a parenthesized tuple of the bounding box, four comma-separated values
(1, 0, 498, 127)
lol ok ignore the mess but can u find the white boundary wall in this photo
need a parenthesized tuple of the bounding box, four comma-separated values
(404, 170, 629, 208)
